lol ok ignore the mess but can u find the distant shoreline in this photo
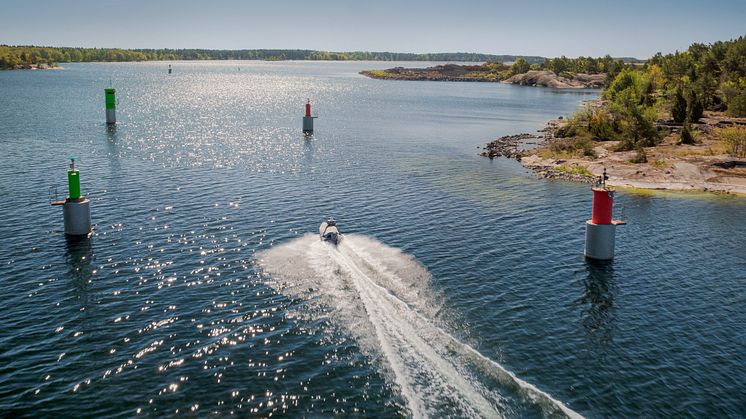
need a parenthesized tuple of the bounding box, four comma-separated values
(0, 45, 552, 70)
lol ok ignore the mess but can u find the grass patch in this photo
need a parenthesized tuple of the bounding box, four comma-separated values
(555, 164, 594, 177)
(652, 159, 668, 169)
(363, 70, 395, 79)
(535, 148, 575, 160)
(670, 140, 729, 157)
(630, 147, 648, 163)
(541, 134, 598, 159)
(464, 72, 499, 80)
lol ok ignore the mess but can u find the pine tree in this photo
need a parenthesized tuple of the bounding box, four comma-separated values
(680, 124, 696, 144)
(671, 87, 687, 123)
(687, 90, 704, 122)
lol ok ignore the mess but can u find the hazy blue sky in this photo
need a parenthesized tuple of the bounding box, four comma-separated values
(1, 0, 744, 58)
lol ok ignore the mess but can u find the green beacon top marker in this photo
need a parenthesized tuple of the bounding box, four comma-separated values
(67, 156, 81, 200)
(105, 88, 116, 109)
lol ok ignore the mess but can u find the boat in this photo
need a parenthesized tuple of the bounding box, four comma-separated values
(319, 218, 342, 245)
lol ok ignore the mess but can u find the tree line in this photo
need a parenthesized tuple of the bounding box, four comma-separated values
(554, 35, 746, 159)
(501, 55, 631, 81)
(0, 45, 548, 69)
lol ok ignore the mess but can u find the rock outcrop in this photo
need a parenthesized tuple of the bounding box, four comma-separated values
(502, 70, 605, 89)
(480, 133, 536, 159)
(360, 63, 505, 82)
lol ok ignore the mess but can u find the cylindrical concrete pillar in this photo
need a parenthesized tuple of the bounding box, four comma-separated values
(64, 199, 92, 236)
(584, 221, 616, 260)
(303, 116, 314, 134)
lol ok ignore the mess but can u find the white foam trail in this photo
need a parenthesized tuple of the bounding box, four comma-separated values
(256, 234, 582, 418)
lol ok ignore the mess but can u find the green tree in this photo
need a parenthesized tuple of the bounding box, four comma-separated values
(686, 90, 704, 122)
(680, 124, 696, 144)
(727, 91, 746, 117)
(510, 57, 530, 76)
(671, 87, 687, 123)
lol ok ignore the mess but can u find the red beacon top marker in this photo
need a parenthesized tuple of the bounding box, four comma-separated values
(591, 188, 614, 224)
(591, 168, 626, 225)
(305, 99, 311, 117)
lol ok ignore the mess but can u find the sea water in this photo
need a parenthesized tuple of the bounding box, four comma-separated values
(0, 61, 744, 417)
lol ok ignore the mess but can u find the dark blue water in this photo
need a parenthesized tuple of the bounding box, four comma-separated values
(0, 61, 744, 417)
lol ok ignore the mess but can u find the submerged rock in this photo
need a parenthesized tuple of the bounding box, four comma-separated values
(481, 133, 537, 159)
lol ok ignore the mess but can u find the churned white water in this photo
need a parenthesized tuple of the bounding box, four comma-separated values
(256, 234, 582, 418)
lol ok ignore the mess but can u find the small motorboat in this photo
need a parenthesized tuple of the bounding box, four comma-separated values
(319, 218, 342, 245)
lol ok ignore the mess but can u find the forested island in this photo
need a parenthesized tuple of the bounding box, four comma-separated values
(0, 45, 545, 69)
(481, 36, 746, 195)
(361, 55, 631, 88)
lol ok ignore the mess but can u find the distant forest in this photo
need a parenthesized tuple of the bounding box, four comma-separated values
(0, 45, 554, 69)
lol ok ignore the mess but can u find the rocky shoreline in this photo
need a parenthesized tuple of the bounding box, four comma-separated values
(480, 120, 598, 183)
(480, 133, 537, 159)
(3, 63, 61, 70)
(481, 115, 746, 195)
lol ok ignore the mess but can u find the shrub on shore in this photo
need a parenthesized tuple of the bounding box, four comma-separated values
(680, 124, 697, 145)
(630, 146, 648, 163)
(718, 126, 746, 157)
(555, 164, 594, 177)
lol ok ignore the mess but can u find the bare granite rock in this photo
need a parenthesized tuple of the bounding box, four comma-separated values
(502, 70, 605, 89)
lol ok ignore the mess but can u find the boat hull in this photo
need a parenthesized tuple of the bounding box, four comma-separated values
(319, 221, 341, 245)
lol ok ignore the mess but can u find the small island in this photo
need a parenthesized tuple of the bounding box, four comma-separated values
(360, 55, 632, 88)
(361, 65, 606, 89)
(481, 36, 746, 195)
(361, 63, 510, 82)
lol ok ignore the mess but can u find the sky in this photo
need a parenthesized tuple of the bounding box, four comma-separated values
(1, 0, 745, 59)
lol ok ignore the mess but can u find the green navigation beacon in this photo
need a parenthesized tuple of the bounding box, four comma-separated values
(105, 88, 116, 124)
(51, 156, 92, 236)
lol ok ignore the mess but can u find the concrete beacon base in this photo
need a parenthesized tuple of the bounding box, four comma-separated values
(63, 199, 91, 236)
(584, 221, 616, 261)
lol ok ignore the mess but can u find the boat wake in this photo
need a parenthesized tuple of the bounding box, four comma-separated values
(256, 234, 581, 418)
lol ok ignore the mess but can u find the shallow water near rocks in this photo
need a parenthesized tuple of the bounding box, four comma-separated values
(0, 61, 744, 417)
